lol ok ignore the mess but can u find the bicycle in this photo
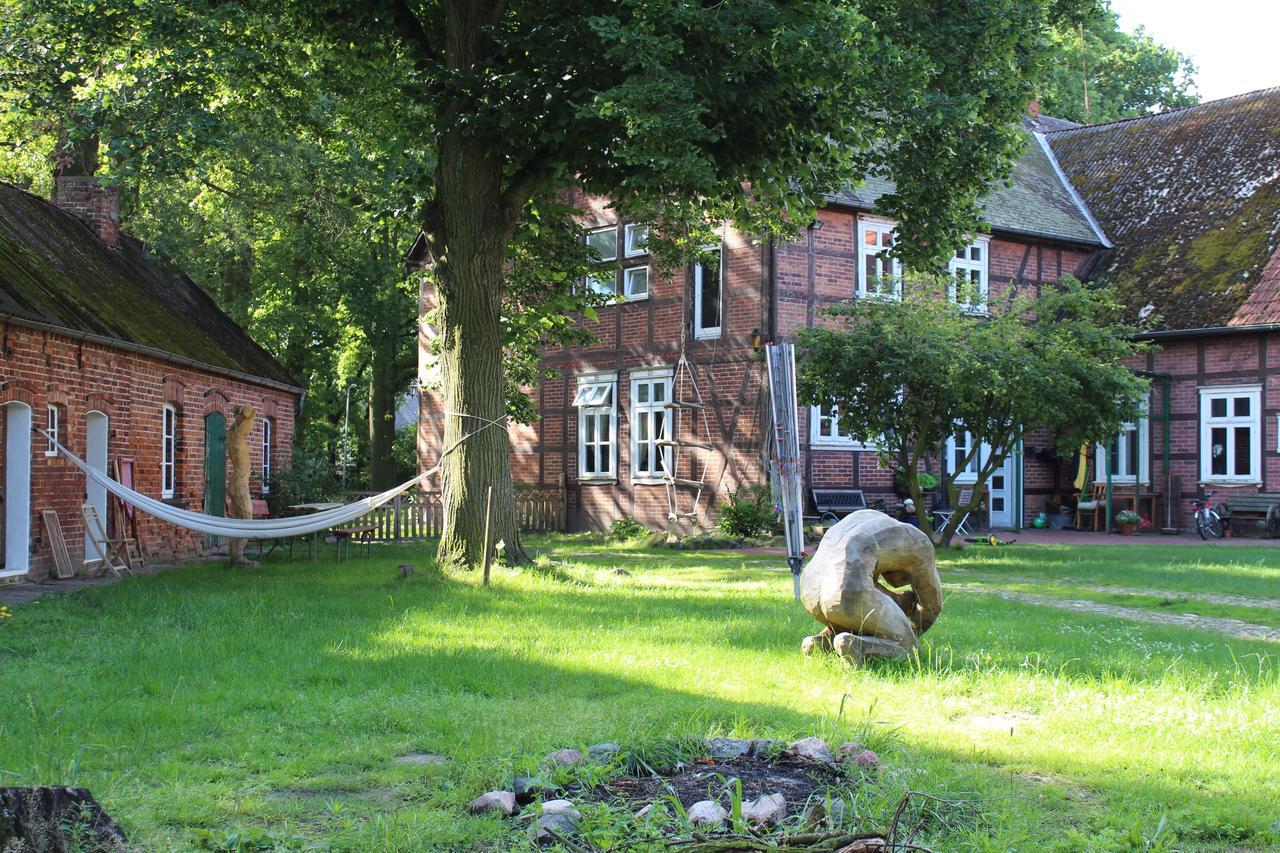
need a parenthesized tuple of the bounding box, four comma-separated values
(1192, 490, 1225, 540)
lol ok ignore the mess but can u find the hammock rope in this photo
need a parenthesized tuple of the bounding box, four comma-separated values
(36, 412, 505, 540)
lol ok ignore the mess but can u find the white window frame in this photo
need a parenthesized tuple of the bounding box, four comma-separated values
(624, 224, 649, 258)
(162, 403, 178, 499)
(857, 217, 902, 300)
(946, 430, 983, 483)
(45, 404, 59, 456)
(693, 244, 723, 339)
(261, 417, 273, 493)
(948, 237, 989, 313)
(1096, 417, 1150, 485)
(574, 373, 617, 482)
(584, 226, 619, 296)
(808, 405, 876, 451)
(623, 265, 650, 301)
(1199, 385, 1262, 484)
(631, 368, 674, 482)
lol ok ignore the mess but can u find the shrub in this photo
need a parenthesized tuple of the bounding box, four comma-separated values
(717, 487, 778, 539)
(264, 445, 342, 515)
(609, 516, 650, 541)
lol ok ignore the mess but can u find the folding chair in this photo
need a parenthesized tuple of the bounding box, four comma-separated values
(82, 503, 133, 577)
(933, 487, 976, 536)
(1074, 483, 1107, 532)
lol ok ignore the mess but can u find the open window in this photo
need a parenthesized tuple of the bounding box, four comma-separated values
(693, 245, 722, 339)
(574, 376, 617, 481)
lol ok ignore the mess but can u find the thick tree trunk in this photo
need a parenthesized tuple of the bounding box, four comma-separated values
(367, 330, 400, 490)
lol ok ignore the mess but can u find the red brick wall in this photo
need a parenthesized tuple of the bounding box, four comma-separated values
(0, 324, 297, 579)
(418, 197, 1106, 532)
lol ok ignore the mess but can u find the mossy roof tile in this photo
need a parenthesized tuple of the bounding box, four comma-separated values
(0, 182, 297, 387)
(829, 126, 1107, 248)
(1047, 87, 1280, 331)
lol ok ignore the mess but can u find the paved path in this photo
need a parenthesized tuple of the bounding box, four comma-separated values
(0, 558, 206, 607)
(949, 582, 1280, 643)
(947, 570, 1280, 611)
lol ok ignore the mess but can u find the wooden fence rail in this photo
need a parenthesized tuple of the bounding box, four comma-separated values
(342, 477, 566, 542)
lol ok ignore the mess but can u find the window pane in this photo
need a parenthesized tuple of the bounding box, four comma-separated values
(863, 229, 878, 247)
(637, 442, 648, 472)
(587, 273, 614, 295)
(653, 383, 665, 403)
(698, 253, 721, 329)
(587, 228, 617, 261)
(585, 446, 596, 473)
(1211, 397, 1227, 418)
(1211, 427, 1227, 475)
(637, 382, 649, 404)
(625, 225, 648, 256)
(624, 267, 648, 297)
(970, 246, 981, 262)
(1234, 396, 1250, 417)
(654, 410, 666, 439)
(584, 415, 595, 442)
(1234, 426, 1252, 476)
(637, 415, 648, 441)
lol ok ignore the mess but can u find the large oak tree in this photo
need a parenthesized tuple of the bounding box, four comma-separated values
(4, 0, 1097, 567)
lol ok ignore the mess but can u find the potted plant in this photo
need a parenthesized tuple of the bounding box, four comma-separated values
(893, 468, 937, 497)
(1114, 509, 1141, 535)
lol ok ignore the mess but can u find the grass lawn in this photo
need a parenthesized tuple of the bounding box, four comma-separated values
(2, 537, 1279, 850)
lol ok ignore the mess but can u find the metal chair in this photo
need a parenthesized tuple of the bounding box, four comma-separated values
(933, 487, 976, 536)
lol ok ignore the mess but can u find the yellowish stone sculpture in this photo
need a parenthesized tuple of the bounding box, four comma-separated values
(800, 510, 942, 661)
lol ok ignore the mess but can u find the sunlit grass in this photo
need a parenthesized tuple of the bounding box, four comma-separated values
(0, 538, 1277, 850)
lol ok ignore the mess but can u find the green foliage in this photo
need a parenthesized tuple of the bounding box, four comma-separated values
(717, 487, 779, 539)
(608, 516, 650, 542)
(795, 278, 1149, 544)
(391, 424, 418, 485)
(1114, 509, 1142, 525)
(264, 446, 341, 515)
(1037, 7, 1198, 123)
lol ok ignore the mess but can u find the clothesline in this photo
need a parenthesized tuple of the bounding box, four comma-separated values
(35, 411, 505, 540)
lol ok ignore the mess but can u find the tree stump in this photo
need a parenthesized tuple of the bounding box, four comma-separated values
(0, 786, 128, 850)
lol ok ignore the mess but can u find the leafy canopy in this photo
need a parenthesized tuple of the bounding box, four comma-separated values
(795, 279, 1149, 544)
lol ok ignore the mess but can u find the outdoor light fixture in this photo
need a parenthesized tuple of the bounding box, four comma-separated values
(750, 328, 764, 351)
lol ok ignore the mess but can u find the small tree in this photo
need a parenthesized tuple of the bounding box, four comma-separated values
(795, 278, 1149, 546)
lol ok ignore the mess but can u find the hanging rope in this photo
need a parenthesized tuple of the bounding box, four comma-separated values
(35, 412, 506, 540)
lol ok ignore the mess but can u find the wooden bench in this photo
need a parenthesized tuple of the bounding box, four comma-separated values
(1221, 494, 1280, 537)
(332, 525, 375, 561)
(811, 488, 867, 524)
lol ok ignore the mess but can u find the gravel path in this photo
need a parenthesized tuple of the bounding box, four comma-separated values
(949, 582, 1280, 643)
(947, 570, 1280, 611)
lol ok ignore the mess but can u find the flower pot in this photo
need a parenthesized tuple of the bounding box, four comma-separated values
(1117, 522, 1136, 535)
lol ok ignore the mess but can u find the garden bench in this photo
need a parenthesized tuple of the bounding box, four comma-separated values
(1221, 494, 1280, 537)
(811, 488, 867, 524)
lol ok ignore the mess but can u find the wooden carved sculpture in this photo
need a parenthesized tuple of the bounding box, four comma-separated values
(800, 510, 943, 662)
(227, 404, 257, 566)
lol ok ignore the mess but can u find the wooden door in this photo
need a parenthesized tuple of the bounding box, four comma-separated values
(204, 412, 226, 549)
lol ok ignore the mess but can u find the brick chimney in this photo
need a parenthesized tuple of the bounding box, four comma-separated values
(52, 176, 121, 249)
(1027, 99, 1041, 119)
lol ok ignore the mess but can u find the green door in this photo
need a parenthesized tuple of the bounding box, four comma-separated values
(204, 412, 226, 549)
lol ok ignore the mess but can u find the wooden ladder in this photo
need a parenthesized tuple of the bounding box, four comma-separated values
(661, 355, 719, 521)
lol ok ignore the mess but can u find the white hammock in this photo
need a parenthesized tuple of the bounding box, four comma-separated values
(40, 429, 436, 539)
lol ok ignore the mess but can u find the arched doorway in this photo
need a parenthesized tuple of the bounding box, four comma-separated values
(85, 411, 109, 563)
(204, 411, 226, 550)
(2, 402, 32, 576)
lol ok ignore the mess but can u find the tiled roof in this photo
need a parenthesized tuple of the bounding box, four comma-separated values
(0, 182, 299, 388)
(829, 126, 1108, 248)
(1047, 87, 1280, 331)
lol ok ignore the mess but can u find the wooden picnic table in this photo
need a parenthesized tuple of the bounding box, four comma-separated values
(283, 502, 345, 559)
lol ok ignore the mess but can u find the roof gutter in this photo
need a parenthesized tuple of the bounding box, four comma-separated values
(1033, 132, 1113, 249)
(1, 314, 305, 395)
(1136, 323, 1280, 341)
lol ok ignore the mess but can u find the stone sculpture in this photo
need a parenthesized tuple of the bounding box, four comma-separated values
(800, 510, 942, 661)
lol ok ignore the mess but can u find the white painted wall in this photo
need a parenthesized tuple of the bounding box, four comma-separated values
(85, 411, 109, 562)
(4, 402, 31, 575)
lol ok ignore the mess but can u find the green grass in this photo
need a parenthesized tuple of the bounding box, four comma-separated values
(1, 538, 1279, 850)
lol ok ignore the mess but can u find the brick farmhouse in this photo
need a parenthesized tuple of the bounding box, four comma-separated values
(0, 178, 300, 581)
(418, 88, 1280, 536)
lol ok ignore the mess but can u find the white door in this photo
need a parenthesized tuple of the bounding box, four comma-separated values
(3, 402, 32, 575)
(987, 453, 1015, 529)
(85, 411, 109, 562)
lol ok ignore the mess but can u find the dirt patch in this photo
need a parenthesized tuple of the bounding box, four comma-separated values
(589, 754, 849, 812)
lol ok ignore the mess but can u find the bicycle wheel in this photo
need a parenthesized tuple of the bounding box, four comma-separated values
(1196, 511, 1210, 540)
(1204, 511, 1225, 539)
